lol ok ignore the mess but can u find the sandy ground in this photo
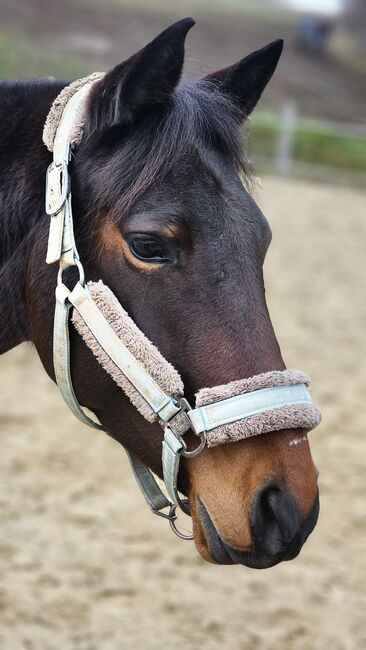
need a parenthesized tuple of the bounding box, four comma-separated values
(0, 177, 365, 649)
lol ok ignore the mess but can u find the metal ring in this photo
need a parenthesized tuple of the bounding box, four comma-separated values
(180, 431, 206, 458)
(168, 505, 194, 540)
(57, 257, 85, 287)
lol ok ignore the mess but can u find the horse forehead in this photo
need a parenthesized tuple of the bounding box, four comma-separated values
(152, 154, 258, 226)
(181, 154, 264, 229)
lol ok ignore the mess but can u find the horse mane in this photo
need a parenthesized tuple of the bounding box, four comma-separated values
(79, 78, 253, 222)
(0, 78, 67, 267)
(0, 76, 253, 267)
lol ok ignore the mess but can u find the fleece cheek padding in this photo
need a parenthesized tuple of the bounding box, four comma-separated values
(71, 281, 184, 422)
(195, 371, 322, 447)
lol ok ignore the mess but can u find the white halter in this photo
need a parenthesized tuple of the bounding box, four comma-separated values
(44, 79, 321, 540)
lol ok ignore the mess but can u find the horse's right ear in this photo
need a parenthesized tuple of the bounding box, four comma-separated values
(87, 17, 194, 134)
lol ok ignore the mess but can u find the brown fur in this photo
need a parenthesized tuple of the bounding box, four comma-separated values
(187, 430, 318, 559)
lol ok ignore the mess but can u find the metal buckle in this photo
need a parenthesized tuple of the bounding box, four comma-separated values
(152, 504, 193, 540)
(164, 398, 207, 459)
(164, 398, 191, 435)
(45, 160, 70, 215)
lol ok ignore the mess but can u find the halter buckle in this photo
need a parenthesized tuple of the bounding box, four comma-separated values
(164, 398, 207, 459)
(45, 160, 70, 215)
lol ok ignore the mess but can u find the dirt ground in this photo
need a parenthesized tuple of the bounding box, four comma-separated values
(0, 177, 365, 649)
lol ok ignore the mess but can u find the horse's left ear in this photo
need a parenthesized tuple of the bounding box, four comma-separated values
(203, 39, 283, 119)
(87, 17, 195, 133)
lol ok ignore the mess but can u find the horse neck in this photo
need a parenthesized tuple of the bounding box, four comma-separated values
(0, 78, 68, 263)
(0, 78, 67, 353)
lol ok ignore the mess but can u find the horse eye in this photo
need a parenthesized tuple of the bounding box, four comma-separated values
(127, 234, 171, 263)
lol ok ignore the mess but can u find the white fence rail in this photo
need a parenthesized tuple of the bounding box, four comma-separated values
(252, 102, 366, 187)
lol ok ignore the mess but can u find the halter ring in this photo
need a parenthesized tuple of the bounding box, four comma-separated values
(168, 505, 194, 540)
(180, 430, 207, 458)
(57, 257, 85, 288)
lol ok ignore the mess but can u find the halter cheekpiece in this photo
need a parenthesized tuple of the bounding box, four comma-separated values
(43, 75, 321, 540)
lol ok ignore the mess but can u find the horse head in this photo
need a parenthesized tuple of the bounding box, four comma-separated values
(27, 18, 319, 567)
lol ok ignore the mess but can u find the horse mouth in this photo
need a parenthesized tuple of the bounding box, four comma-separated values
(196, 496, 319, 568)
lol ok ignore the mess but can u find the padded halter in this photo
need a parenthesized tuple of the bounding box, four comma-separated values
(43, 75, 321, 539)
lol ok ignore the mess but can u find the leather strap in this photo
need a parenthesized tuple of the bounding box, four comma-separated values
(46, 84, 92, 265)
(45, 74, 188, 518)
(53, 279, 186, 517)
(162, 427, 187, 511)
(188, 383, 312, 434)
(126, 452, 171, 512)
(54, 281, 176, 517)
(54, 283, 103, 430)
(68, 282, 181, 422)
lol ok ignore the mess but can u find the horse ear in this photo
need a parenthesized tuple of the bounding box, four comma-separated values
(203, 39, 283, 119)
(88, 17, 195, 132)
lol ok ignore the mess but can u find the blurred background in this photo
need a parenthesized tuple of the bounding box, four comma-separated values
(0, 1, 365, 649)
(1, 0, 366, 186)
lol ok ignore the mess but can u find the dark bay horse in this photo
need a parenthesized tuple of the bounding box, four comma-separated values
(0, 18, 319, 567)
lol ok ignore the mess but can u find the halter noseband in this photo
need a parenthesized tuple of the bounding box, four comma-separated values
(43, 76, 321, 540)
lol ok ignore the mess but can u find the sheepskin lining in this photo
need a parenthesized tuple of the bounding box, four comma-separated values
(196, 372, 321, 447)
(203, 403, 321, 447)
(43, 72, 105, 152)
(71, 281, 184, 422)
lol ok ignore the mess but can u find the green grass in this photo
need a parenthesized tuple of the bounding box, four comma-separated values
(249, 112, 366, 173)
(0, 32, 88, 80)
(1, 29, 363, 182)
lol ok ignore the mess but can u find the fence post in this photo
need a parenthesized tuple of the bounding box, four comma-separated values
(276, 101, 297, 176)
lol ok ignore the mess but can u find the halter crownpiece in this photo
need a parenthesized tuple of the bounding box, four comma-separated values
(43, 72, 105, 152)
(43, 75, 321, 540)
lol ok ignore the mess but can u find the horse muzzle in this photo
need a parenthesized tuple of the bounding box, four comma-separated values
(197, 486, 320, 568)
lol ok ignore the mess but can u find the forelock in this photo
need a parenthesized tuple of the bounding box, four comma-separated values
(79, 79, 253, 220)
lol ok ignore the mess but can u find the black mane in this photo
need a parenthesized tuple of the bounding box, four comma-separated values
(0, 77, 252, 266)
(0, 78, 67, 266)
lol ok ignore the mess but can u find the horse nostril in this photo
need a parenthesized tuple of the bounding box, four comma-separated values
(250, 484, 301, 557)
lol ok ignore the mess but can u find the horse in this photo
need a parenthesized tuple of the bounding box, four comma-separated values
(0, 18, 319, 568)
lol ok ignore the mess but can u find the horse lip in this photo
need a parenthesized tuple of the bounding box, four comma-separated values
(196, 497, 304, 568)
(196, 497, 235, 565)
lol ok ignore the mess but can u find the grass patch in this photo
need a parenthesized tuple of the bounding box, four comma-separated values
(0, 32, 88, 80)
(249, 112, 366, 172)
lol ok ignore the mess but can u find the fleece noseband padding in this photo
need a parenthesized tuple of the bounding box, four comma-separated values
(195, 372, 321, 446)
(71, 281, 321, 445)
